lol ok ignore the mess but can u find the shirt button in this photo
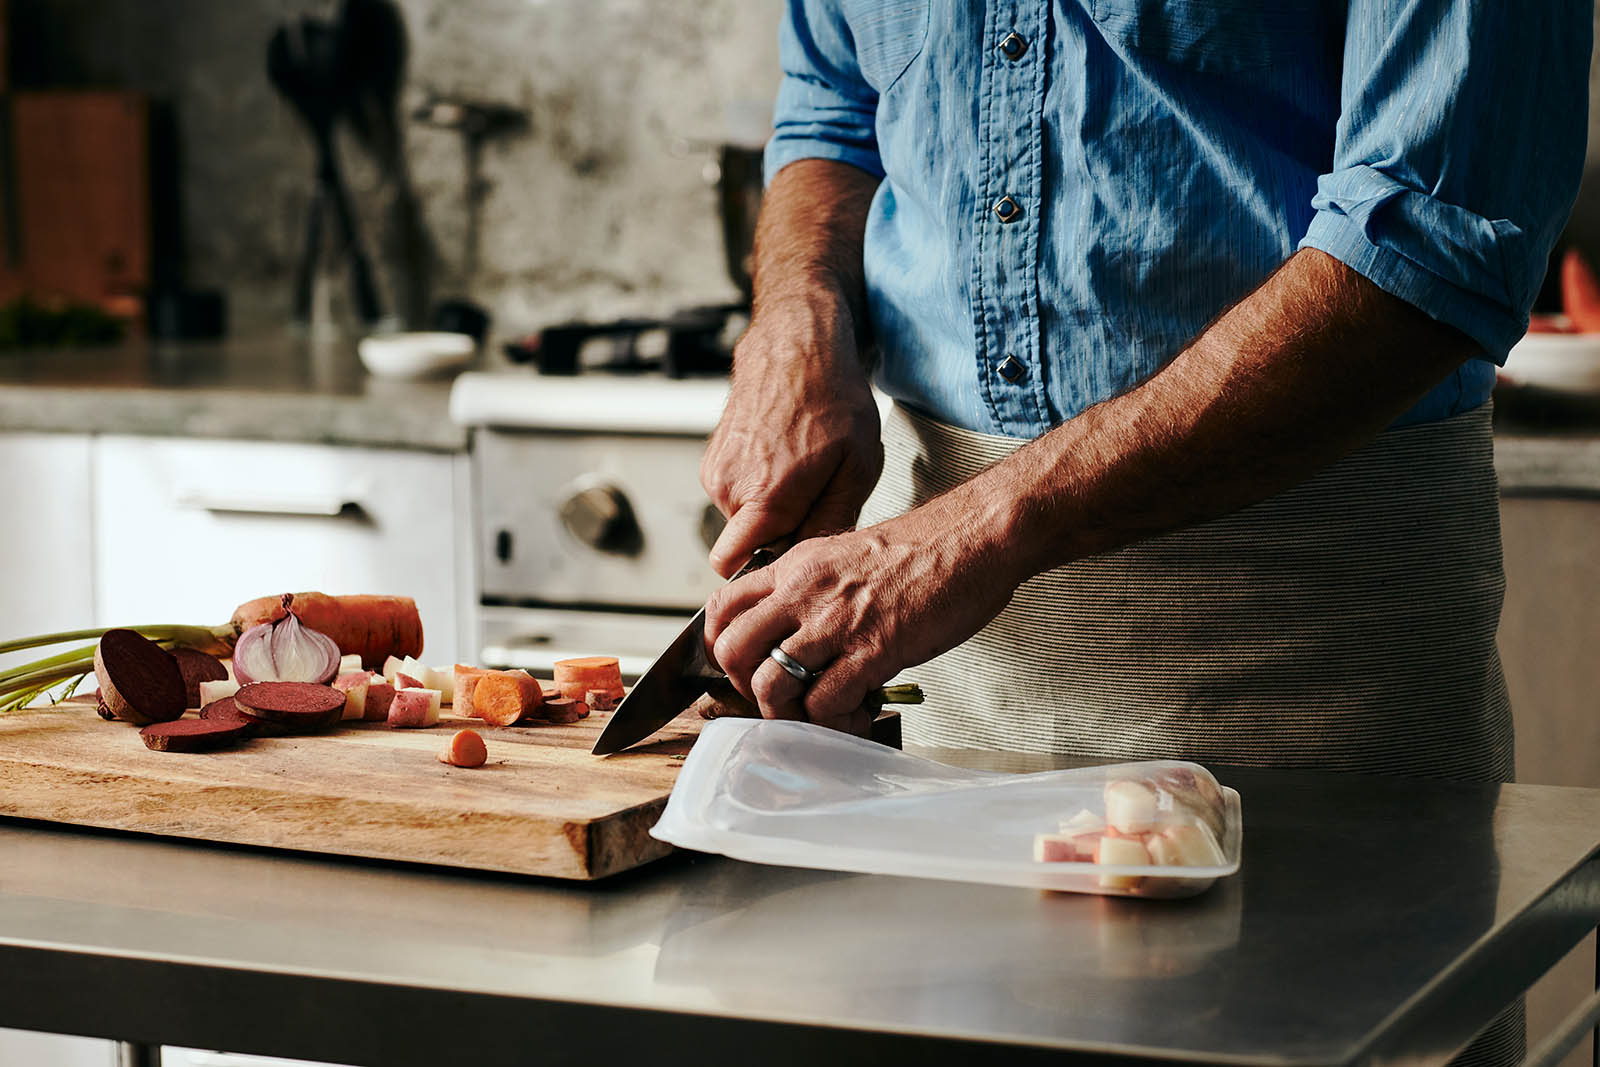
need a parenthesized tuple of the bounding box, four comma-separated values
(999, 33, 1028, 61)
(992, 195, 1022, 223)
(997, 356, 1027, 382)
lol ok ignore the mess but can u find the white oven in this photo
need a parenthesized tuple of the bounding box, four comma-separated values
(449, 373, 732, 678)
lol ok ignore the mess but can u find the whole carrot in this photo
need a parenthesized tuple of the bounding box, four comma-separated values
(229, 593, 423, 670)
(0, 592, 425, 711)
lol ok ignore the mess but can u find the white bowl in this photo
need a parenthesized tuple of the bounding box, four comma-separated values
(1501, 331, 1600, 395)
(358, 331, 477, 380)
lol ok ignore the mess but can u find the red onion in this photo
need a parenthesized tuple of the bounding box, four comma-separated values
(232, 595, 341, 685)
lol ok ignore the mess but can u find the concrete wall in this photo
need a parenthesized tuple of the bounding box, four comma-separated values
(12, 1, 1600, 336)
(11, 0, 783, 339)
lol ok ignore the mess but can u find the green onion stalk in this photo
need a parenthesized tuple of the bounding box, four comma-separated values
(0, 623, 233, 712)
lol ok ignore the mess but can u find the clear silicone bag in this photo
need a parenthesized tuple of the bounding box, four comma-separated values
(652, 718, 1243, 898)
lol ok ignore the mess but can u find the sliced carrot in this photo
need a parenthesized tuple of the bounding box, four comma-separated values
(229, 593, 423, 670)
(553, 657, 622, 702)
(453, 665, 493, 718)
(474, 670, 544, 727)
(438, 728, 488, 768)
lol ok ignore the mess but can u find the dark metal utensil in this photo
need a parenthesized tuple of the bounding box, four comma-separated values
(267, 14, 384, 326)
(591, 550, 776, 756)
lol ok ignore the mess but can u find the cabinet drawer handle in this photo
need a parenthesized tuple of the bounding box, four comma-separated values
(175, 491, 366, 520)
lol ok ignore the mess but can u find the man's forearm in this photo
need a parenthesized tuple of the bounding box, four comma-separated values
(750, 159, 880, 348)
(968, 249, 1482, 578)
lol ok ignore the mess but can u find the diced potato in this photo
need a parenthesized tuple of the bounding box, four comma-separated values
(423, 665, 455, 703)
(332, 672, 370, 721)
(1033, 833, 1079, 863)
(1095, 835, 1152, 890)
(198, 679, 241, 706)
(1104, 780, 1158, 834)
(387, 687, 442, 728)
(1147, 823, 1225, 868)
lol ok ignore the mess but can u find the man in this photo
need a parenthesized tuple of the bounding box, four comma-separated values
(702, 1, 1586, 776)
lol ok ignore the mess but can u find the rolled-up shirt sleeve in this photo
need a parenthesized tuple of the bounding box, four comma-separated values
(1298, 0, 1590, 362)
(763, 0, 884, 186)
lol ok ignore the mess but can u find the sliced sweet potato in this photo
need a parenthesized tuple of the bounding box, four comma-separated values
(553, 656, 623, 702)
(453, 665, 493, 718)
(438, 728, 488, 768)
(474, 670, 544, 726)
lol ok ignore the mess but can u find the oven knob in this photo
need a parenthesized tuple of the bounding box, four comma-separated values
(699, 503, 727, 552)
(560, 484, 641, 555)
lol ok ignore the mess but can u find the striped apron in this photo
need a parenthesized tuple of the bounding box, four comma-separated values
(858, 401, 1521, 1067)
(859, 402, 1514, 782)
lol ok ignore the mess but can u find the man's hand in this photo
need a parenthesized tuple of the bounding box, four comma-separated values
(704, 478, 1022, 729)
(702, 249, 1482, 727)
(700, 303, 883, 577)
(700, 158, 883, 578)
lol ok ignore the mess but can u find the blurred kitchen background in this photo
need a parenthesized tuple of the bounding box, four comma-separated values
(0, 0, 778, 340)
(0, 1, 1598, 1065)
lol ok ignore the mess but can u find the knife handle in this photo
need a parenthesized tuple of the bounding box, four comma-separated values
(735, 546, 781, 577)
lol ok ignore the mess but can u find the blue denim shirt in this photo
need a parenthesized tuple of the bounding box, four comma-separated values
(764, 1, 1589, 437)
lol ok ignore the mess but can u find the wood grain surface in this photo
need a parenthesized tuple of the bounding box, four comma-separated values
(0, 699, 701, 880)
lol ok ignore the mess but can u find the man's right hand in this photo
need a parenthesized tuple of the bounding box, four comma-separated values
(700, 296, 883, 578)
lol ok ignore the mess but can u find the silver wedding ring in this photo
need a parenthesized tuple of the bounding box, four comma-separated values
(769, 646, 820, 685)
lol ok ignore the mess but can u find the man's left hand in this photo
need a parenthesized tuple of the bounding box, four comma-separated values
(702, 488, 1021, 733)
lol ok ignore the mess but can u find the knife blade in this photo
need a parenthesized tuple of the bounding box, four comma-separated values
(591, 549, 775, 756)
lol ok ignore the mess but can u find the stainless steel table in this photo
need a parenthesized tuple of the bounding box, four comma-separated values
(2, 765, 1598, 1067)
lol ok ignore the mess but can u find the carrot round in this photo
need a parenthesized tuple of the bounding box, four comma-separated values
(474, 671, 544, 727)
(553, 656, 623, 702)
(438, 728, 488, 768)
(453, 665, 494, 719)
(229, 593, 423, 670)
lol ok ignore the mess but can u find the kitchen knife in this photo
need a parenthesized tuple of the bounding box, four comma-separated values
(591, 550, 776, 756)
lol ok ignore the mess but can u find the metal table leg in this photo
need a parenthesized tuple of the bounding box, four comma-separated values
(117, 1040, 161, 1067)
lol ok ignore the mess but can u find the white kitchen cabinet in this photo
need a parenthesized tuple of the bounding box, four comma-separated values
(92, 435, 471, 665)
(0, 1028, 112, 1067)
(0, 433, 95, 677)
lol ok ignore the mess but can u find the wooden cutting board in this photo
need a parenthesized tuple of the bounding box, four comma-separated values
(0, 699, 702, 880)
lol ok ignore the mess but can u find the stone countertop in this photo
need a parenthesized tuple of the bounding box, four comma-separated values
(0, 338, 467, 452)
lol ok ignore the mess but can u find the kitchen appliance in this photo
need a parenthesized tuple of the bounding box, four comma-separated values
(451, 359, 894, 681)
(449, 139, 763, 678)
(451, 364, 735, 679)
